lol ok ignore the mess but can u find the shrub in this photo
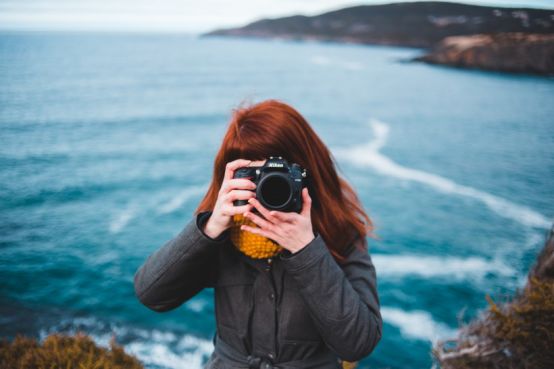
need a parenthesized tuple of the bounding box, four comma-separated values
(0, 331, 144, 369)
(433, 225, 554, 369)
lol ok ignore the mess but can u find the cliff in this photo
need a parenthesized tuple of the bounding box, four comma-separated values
(413, 32, 554, 75)
(201, 1, 554, 48)
(433, 223, 554, 368)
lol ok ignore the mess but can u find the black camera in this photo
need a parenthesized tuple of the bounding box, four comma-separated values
(233, 156, 308, 213)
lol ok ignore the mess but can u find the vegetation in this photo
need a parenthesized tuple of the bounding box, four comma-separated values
(0, 331, 144, 369)
(433, 225, 554, 369)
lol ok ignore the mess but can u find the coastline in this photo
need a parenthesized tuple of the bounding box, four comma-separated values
(200, 1, 554, 76)
(412, 33, 554, 76)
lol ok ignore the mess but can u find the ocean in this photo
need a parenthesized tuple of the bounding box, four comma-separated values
(0, 31, 553, 369)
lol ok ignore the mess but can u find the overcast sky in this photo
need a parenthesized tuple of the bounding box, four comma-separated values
(0, 0, 552, 33)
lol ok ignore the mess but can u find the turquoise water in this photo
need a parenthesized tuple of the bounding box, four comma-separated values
(0, 31, 553, 369)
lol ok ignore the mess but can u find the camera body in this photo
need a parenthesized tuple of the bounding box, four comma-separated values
(233, 156, 308, 213)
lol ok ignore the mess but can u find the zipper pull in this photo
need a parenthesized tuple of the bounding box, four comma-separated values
(265, 257, 273, 271)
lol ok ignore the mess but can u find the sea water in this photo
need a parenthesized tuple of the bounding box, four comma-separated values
(1, 31, 553, 369)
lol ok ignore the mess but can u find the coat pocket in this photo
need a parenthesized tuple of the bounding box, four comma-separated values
(278, 274, 323, 343)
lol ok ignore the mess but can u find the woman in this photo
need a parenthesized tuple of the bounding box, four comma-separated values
(134, 99, 382, 369)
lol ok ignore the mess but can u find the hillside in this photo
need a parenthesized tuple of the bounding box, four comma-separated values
(201, 1, 554, 48)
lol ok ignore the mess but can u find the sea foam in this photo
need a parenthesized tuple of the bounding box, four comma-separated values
(109, 202, 139, 234)
(372, 253, 512, 280)
(381, 306, 457, 342)
(334, 119, 551, 229)
(108, 184, 207, 233)
(156, 184, 207, 215)
(39, 316, 214, 369)
(310, 55, 364, 70)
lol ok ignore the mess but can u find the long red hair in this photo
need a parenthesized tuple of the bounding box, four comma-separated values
(194, 99, 376, 263)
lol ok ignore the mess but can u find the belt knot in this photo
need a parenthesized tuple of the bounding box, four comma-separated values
(247, 354, 273, 369)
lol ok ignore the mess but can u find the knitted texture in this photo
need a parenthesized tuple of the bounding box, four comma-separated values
(230, 213, 283, 259)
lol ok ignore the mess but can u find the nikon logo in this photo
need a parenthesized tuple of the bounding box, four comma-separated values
(268, 163, 283, 168)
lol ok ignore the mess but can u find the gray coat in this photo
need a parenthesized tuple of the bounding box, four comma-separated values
(134, 211, 382, 369)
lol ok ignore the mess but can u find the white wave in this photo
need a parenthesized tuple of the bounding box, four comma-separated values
(126, 333, 213, 369)
(372, 253, 512, 280)
(310, 55, 364, 70)
(109, 203, 138, 234)
(334, 118, 552, 229)
(157, 185, 206, 215)
(108, 184, 208, 233)
(523, 231, 546, 250)
(187, 298, 209, 313)
(382, 307, 457, 342)
(39, 316, 214, 369)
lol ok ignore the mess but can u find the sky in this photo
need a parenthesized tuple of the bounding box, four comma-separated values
(0, 0, 552, 33)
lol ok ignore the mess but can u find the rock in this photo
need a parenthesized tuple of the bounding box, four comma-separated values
(413, 32, 554, 75)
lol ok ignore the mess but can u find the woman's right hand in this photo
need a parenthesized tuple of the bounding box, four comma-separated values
(203, 159, 257, 239)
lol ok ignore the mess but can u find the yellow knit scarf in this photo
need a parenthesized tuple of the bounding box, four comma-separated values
(230, 213, 283, 259)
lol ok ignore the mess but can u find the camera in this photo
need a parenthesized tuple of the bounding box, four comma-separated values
(233, 156, 308, 213)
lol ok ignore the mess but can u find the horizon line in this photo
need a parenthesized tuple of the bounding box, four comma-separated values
(0, 0, 553, 35)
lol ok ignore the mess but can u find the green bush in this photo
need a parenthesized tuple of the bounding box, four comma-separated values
(0, 331, 144, 369)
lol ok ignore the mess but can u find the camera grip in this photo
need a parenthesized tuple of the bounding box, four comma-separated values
(233, 196, 251, 207)
(232, 167, 256, 207)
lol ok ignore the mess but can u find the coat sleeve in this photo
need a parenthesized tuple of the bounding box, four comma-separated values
(278, 232, 382, 362)
(133, 210, 227, 312)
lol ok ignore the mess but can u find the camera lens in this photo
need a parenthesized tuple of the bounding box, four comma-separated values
(258, 173, 292, 209)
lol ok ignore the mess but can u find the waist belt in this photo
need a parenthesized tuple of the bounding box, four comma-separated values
(212, 332, 340, 369)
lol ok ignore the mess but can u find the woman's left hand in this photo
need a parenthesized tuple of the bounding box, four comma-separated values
(242, 187, 315, 254)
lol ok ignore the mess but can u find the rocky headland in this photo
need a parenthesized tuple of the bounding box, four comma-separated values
(413, 32, 554, 75)
(201, 1, 554, 75)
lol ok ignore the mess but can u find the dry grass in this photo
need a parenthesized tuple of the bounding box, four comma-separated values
(0, 331, 144, 369)
(433, 225, 554, 369)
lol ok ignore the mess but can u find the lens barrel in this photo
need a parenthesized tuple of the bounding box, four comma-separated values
(257, 172, 293, 210)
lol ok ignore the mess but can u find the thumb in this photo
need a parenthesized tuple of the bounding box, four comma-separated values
(300, 187, 312, 217)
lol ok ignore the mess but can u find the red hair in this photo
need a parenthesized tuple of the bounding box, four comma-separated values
(194, 98, 377, 263)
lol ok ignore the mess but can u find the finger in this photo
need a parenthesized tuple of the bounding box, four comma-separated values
(219, 178, 256, 194)
(300, 187, 312, 217)
(223, 203, 253, 216)
(224, 189, 256, 202)
(223, 159, 253, 181)
(248, 197, 279, 223)
(269, 210, 296, 223)
(244, 210, 277, 232)
(220, 178, 256, 194)
(241, 224, 277, 242)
